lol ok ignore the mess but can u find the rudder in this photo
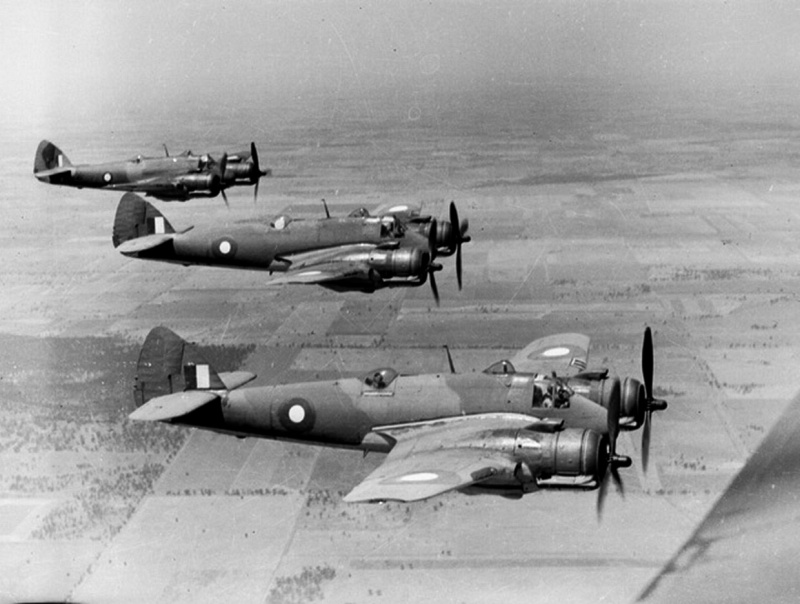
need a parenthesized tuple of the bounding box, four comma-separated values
(113, 193, 176, 248)
(134, 326, 225, 407)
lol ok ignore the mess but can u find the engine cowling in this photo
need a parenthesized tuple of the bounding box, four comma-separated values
(177, 173, 221, 194)
(567, 375, 646, 430)
(511, 428, 605, 487)
(367, 248, 429, 278)
(223, 162, 253, 183)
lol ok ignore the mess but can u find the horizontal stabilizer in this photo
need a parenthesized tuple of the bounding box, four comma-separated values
(218, 371, 257, 390)
(34, 165, 75, 180)
(116, 233, 175, 254)
(129, 390, 219, 422)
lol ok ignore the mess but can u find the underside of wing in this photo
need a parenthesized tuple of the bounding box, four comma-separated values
(107, 178, 179, 193)
(267, 261, 369, 286)
(509, 333, 591, 374)
(267, 245, 379, 286)
(129, 390, 219, 422)
(344, 413, 547, 503)
(343, 447, 511, 503)
(637, 389, 800, 602)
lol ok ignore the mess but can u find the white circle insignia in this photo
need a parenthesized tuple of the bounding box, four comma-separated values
(103, 172, 112, 183)
(542, 346, 571, 358)
(398, 472, 439, 483)
(219, 240, 232, 255)
(288, 404, 306, 424)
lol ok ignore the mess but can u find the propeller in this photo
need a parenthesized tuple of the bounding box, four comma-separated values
(641, 326, 668, 474)
(447, 201, 470, 290)
(597, 378, 632, 520)
(211, 153, 229, 208)
(249, 142, 269, 204)
(426, 218, 443, 305)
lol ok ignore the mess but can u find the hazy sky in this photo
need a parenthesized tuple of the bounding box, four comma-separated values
(3, 1, 800, 128)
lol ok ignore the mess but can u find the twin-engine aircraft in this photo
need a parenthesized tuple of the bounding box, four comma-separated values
(112, 194, 470, 303)
(130, 326, 666, 508)
(33, 140, 270, 204)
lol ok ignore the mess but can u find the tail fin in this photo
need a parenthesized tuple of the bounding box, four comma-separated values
(113, 193, 176, 248)
(134, 326, 226, 408)
(34, 139, 71, 174)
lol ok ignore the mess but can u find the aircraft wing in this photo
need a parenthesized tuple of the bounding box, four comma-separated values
(267, 244, 379, 286)
(509, 333, 591, 374)
(129, 390, 219, 422)
(637, 389, 800, 603)
(105, 178, 184, 194)
(343, 413, 550, 503)
(267, 264, 368, 286)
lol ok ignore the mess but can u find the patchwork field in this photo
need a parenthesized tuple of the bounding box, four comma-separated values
(3, 80, 800, 603)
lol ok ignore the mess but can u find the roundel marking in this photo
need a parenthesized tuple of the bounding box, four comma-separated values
(211, 237, 238, 260)
(288, 404, 306, 423)
(278, 397, 316, 433)
(103, 172, 112, 183)
(542, 346, 571, 358)
(397, 472, 439, 483)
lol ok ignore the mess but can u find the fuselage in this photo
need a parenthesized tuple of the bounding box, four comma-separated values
(174, 371, 609, 452)
(131, 216, 418, 272)
(38, 155, 204, 189)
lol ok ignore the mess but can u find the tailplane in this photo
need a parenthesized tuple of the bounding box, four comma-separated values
(113, 193, 176, 249)
(133, 326, 226, 408)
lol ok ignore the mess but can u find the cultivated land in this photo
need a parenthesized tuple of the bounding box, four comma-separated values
(2, 81, 800, 602)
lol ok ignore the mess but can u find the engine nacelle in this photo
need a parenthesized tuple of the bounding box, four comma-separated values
(511, 428, 605, 487)
(177, 173, 221, 193)
(223, 162, 253, 182)
(567, 375, 646, 430)
(367, 248, 429, 278)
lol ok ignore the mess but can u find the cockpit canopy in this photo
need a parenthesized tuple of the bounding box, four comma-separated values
(483, 360, 516, 375)
(348, 207, 371, 218)
(363, 367, 398, 389)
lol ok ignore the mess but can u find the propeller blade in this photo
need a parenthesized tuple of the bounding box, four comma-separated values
(643, 326, 654, 401)
(253, 179, 260, 205)
(597, 468, 610, 520)
(642, 410, 652, 474)
(218, 152, 228, 179)
(428, 219, 438, 256)
(456, 243, 463, 290)
(448, 201, 459, 254)
(607, 377, 621, 449)
(429, 268, 440, 306)
(250, 142, 260, 178)
(611, 465, 625, 497)
(221, 187, 230, 209)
